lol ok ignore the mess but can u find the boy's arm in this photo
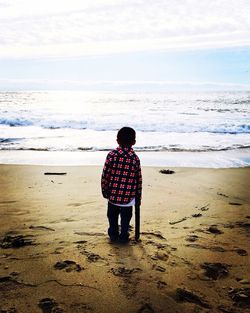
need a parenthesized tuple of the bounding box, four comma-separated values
(101, 153, 112, 199)
(135, 160, 142, 206)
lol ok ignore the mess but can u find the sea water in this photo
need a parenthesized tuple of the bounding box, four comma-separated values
(0, 90, 249, 167)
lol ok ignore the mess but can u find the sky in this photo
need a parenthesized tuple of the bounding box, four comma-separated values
(0, 0, 250, 91)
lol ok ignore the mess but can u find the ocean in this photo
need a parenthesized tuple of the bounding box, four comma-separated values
(0, 90, 250, 167)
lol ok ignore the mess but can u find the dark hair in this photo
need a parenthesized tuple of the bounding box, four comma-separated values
(117, 127, 136, 147)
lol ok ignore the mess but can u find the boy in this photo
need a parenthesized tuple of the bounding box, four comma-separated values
(101, 127, 142, 242)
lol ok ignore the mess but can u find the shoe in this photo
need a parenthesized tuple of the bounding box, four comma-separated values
(118, 236, 130, 244)
(109, 236, 118, 242)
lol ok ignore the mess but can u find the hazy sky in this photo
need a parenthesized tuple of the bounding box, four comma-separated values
(0, 0, 250, 91)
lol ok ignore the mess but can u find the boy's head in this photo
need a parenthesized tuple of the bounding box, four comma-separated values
(117, 127, 136, 147)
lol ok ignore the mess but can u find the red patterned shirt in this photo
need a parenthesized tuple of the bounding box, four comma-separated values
(101, 146, 142, 205)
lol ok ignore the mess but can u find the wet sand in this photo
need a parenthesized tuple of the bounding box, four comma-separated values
(0, 165, 249, 313)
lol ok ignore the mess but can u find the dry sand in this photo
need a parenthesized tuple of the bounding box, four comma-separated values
(0, 165, 249, 313)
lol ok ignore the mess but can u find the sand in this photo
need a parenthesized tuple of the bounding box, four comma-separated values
(0, 165, 249, 313)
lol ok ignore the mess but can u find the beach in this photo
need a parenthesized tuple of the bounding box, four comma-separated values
(1, 0, 250, 312)
(0, 164, 249, 313)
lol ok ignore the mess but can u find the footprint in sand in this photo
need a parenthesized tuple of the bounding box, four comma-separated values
(70, 303, 93, 312)
(152, 264, 166, 272)
(151, 251, 169, 261)
(174, 288, 211, 309)
(62, 218, 77, 222)
(169, 217, 188, 225)
(217, 192, 229, 198)
(0, 308, 18, 313)
(228, 287, 250, 308)
(38, 298, 64, 313)
(199, 204, 209, 211)
(235, 221, 250, 231)
(234, 248, 248, 256)
(192, 213, 202, 218)
(74, 231, 105, 237)
(29, 225, 55, 231)
(74, 240, 88, 244)
(157, 280, 167, 289)
(111, 267, 142, 277)
(185, 243, 226, 252)
(145, 240, 167, 249)
(137, 303, 155, 313)
(68, 201, 95, 207)
(54, 260, 83, 272)
(79, 247, 105, 263)
(141, 231, 166, 240)
(0, 200, 18, 204)
(207, 226, 223, 234)
(67, 203, 83, 207)
(0, 234, 35, 249)
(185, 235, 199, 242)
(86, 252, 103, 262)
(200, 262, 230, 280)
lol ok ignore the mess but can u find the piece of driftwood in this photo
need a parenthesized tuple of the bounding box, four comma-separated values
(44, 172, 67, 175)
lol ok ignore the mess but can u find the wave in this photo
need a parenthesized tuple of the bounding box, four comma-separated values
(0, 137, 27, 144)
(1, 145, 250, 153)
(0, 118, 250, 134)
(0, 118, 33, 127)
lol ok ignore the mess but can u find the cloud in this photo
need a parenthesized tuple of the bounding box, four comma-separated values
(0, 0, 250, 58)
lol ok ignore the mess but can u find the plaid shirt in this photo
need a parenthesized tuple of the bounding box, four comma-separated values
(101, 146, 142, 205)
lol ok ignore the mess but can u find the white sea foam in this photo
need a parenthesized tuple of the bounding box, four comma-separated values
(0, 149, 249, 168)
(0, 91, 250, 167)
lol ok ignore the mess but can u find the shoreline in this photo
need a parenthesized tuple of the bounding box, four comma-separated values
(0, 148, 250, 168)
(0, 165, 249, 312)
